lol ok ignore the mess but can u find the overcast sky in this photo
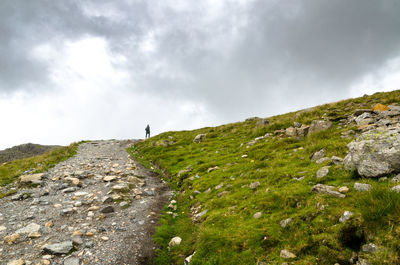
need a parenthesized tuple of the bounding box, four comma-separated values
(1, 0, 400, 149)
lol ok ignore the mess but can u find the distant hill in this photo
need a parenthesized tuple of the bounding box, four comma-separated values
(0, 143, 61, 164)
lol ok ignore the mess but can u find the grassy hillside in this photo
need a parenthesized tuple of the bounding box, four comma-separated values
(0, 142, 79, 187)
(130, 90, 400, 265)
(0, 143, 61, 164)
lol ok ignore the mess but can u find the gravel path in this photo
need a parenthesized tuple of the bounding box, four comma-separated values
(0, 140, 171, 265)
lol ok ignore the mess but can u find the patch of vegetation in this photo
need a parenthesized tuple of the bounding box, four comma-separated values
(0, 142, 80, 186)
(130, 90, 400, 264)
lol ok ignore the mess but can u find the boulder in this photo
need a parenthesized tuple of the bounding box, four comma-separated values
(193, 134, 206, 143)
(344, 128, 400, 177)
(296, 125, 310, 137)
(309, 120, 333, 134)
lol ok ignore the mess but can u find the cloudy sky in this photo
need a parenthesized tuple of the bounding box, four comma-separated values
(1, 0, 400, 149)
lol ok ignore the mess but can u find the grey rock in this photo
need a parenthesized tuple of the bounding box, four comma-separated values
(253, 212, 262, 219)
(390, 185, 400, 192)
(344, 129, 400, 177)
(316, 166, 330, 179)
(355, 112, 372, 125)
(193, 134, 206, 143)
(100, 206, 115, 213)
(311, 149, 325, 161)
(311, 184, 345, 198)
(285, 127, 297, 137)
(391, 174, 400, 183)
(356, 258, 371, 265)
(361, 243, 379, 253)
(331, 156, 344, 165)
(353, 183, 372, 192)
(339, 211, 354, 223)
(316, 157, 331, 164)
(214, 183, 224, 190)
(44, 241, 74, 254)
(296, 125, 310, 137)
(293, 122, 302, 128)
(102, 196, 113, 204)
(112, 183, 129, 192)
(280, 249, 296, 259)
(280, 218, 292, 228)
(62, 187, 77, 193)
(64, 257, 80, 265)
(309, 120, 333, 134)
(249, 181, 261, 189)
(61, 208, 75, 215)
(16, 223, 41, 234)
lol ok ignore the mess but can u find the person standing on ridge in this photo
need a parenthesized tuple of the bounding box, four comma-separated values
(145, 124, 150, 139)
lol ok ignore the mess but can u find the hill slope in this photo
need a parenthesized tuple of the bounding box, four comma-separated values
(0, 143, 60, 164)
(130, 90, 400, 265)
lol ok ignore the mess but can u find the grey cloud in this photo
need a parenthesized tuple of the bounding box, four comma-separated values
(1, 0, 400, 120)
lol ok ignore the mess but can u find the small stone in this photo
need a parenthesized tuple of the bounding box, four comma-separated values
(7, 259, 25, 265)
(193, 134, 206, 143)
(102, 196, 113, 204)
(85, 232, 94, 237)
(338, 186, 349, 193)
(339, 211, 354, 223)
(119, 201, 129, 208)
(391, 174, 400, 182)
(249, 181, 261, 189)
(100, 206, 115, 213)
(19, 173, 44, 185)
(62, 187, 77, 193)
(391, 185, 400, 192)
(62, 208, 75, 215)
(72, 236, 83, 246)
(88, 206, 99, 211)
(331, 156, 344, 165)
(101, 236, 109, 241)
(280, 249, 296, 259)
(354, 183, 372, 192)
(311, 149, 325, 161)
(72, 230, 83, 236)
(316, 157, 331, 164)
(111, 183, 129, 192)
(45, 220, 54, 228)
(43, 241, 74, 254)
(280, 218, 292, 228)
(214, 183, 224, 190)
(54, 204, 62, 208)
(316, 166, 330, 179)
(361, 243, 379, 253)
(28, 231, 41, 238)
(253, 212, 262, 219)
(241, 154, 248, 158)
(74, 192, 88, 197)
(41, 260, 50, 265)
(168, 236, 182, 247)
(63, 257, 80, 265)
(4, 233, 21, 245)
(0, 225, 6, 232)
(103, 175, 118, 182)
(16, 223, 41, 234)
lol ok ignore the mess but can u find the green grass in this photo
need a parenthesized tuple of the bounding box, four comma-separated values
(0, 142, 80, 186)
(130, 90, 400, 264)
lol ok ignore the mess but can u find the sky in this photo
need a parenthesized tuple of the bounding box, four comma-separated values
(1, 0, 400, 149)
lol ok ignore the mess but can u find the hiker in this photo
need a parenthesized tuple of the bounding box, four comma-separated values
(145, 124, 150, 139)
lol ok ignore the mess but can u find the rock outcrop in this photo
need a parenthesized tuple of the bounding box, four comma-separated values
(344, 128, 400, 177)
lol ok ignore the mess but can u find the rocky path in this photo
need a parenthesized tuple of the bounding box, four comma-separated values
(0, 140, 171, 265)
